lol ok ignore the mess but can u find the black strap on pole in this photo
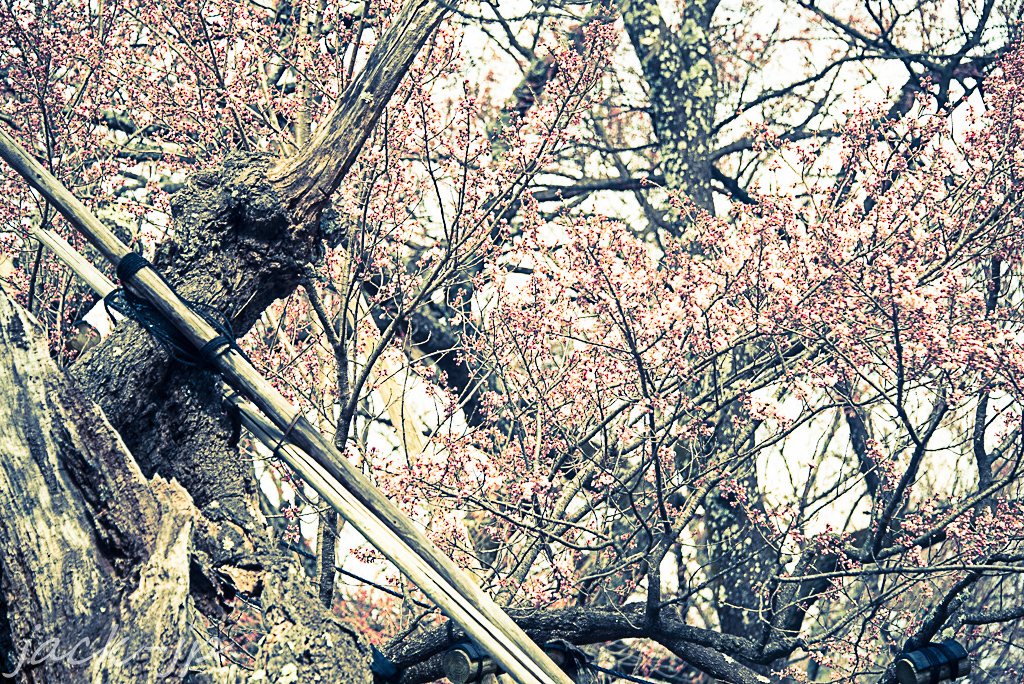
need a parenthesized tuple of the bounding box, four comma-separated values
(104, 252, 249, 368)
(932, 642, 963, 680)
(116, 252, 150, 281)
(919, 645, 943, 684)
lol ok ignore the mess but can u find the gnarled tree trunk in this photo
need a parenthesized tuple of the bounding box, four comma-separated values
(0, 290, 373, 684)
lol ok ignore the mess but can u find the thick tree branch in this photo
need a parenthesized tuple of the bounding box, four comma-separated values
(617, 0, 717, 214)
(386, 605, 790, 684)
(267, 0, 449, 227)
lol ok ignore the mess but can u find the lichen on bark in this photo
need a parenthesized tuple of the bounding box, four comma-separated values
(617, 0, 717, 218)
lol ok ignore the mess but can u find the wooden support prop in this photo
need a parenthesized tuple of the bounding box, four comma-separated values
(0, 127, 573, 684)
(225, 389, 544, 684)
(29, 227, 116, 297)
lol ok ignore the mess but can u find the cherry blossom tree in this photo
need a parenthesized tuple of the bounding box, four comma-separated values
(0, 0, 1022, 682)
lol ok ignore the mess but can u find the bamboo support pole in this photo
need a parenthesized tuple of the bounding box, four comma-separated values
(0, 127, 572, 684)
(29, 227, 116, 297)
(225, 389, 526, 680)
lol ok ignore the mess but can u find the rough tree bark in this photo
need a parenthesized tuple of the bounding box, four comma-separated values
(618, 0, 717, 218)
(0, 289, 373, 684)
(0, 290, 200, 684)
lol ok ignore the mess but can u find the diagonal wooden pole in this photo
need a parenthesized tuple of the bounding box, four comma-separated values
(222, 387, 521, 674)
(0, 128, 573, 684)
(29, 227, 116, 297)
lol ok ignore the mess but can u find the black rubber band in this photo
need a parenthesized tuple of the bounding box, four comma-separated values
(116, 252, 150, 282)
(933, 642, 961, 679)
(920, 645, 943, 684)
(199, 335, 232, 366)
